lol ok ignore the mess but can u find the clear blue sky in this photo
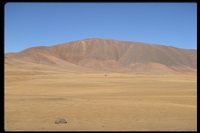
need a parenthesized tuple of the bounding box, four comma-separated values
(4, 2, 197, 53)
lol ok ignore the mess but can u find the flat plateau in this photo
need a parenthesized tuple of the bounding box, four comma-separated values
(4, 72, 197, 131)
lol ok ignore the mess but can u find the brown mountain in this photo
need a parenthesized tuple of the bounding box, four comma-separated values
(5, 38, 197, 74)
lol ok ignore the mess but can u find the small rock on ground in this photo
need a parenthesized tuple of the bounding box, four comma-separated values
(55, 117, 67, 124)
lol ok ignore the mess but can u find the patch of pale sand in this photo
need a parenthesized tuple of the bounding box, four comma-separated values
(4, 73, 197, 131)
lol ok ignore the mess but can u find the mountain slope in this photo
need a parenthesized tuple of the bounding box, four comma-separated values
(5, 38, 197, 73)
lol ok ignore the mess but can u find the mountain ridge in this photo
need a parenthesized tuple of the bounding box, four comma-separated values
(5, 38, 197, 73)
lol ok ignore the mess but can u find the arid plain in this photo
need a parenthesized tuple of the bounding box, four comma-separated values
(4, 39, 197, 131)
(4, 69, 197, 131)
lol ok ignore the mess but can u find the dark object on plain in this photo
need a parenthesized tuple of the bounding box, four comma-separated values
(55, 117, 67, 124)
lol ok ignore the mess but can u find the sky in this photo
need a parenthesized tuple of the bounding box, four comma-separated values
(4, 2, 197, 53)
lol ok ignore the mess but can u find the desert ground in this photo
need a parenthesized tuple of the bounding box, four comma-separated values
(4, 69, 197, 131)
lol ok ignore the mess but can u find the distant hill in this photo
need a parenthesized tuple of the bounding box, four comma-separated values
(5, 38, 197, 74)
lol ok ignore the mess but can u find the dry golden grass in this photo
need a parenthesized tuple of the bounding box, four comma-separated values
(4, 71, 197, 131)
